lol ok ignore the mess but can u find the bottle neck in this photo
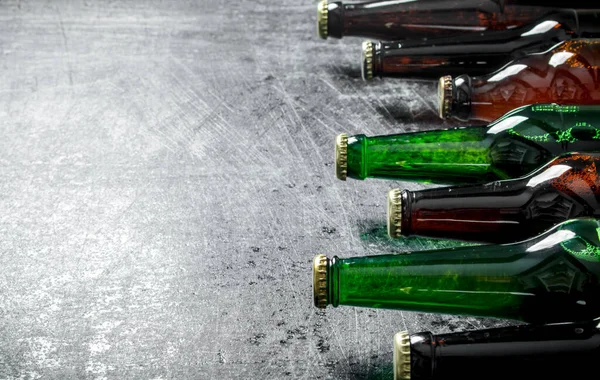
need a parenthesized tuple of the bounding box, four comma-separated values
(374, 40, 515, 79)
(327, 246, 530, 321)
(326, 256, 340, 307)
(446, 75, 473, 122)
(328, 0, 558, 39)
(402, 180, 541, 243)
(372, 10, 584, 79)
(402, 180, 575, 244)
(410, 322, 600, 379)
(345, 129, 495, 185)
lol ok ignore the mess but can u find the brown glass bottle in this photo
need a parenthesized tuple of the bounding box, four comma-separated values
(317, 0, 599, 40)
(362, 10, 600, 80)
(440, 39, 600, 123)
(388, 153, 600, 244)
(394, 322, 600, 380)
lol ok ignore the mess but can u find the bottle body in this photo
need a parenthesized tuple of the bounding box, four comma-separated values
(399, 322, 600, 379)
(337, 103, 600, 185)
(314, 218, 600, 324)
(389, 153, 600, 244)
(319, 0, 594, 40)
(442, 39, 600, 122)
(365, 9, 594, 80)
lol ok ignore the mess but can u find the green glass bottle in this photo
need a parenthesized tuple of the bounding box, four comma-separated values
(313, 218, 600, 324)
(336, 103, 600, 184)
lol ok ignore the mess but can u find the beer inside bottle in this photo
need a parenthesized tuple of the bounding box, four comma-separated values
(362, 10, 600, 80)
(441, 39, 600, 122)
(313, 218, 600, 324)
(317, 0, 598, 40)
(336, 103, 600, 184)
(387, 153, 600, 244)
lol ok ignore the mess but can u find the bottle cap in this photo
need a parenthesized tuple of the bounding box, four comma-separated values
(387, 189, 402, 238)
(362, 41, 374, 81)
(335, 133, 348, 181)
(438, 75, 453, 119)
(394, 331, 412, 380)
(317, 0, 328, 39)
(313, 254, 328, 308)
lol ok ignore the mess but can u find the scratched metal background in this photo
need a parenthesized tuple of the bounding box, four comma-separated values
(0, 1, 514, 379)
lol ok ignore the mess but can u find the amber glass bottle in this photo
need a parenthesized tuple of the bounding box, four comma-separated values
(440, 39, 600, 123)
(362, 10, 600, 80)
(387, 153, 600, 244)
(317, 0, 599, 40)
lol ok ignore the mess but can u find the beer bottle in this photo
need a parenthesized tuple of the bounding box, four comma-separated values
(361, 10, 600, 80)
(439, 39, 600, 122)
(336, 103, 600, 184)
(313, 218, 600, 324)
(392, 322, 600, 380)
(317, 0, 598, 40)
(387, 153, 600, 244)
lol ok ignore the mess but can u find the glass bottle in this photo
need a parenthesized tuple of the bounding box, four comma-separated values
(440, 39, 600, 123)
(362, 10, 600, 80)
(387, 153, 600, 244)
(313, 218, 600, 324)
(393, 321, 600, 380)
(317, 0, 598, 40)
(336, 103, 600, 184)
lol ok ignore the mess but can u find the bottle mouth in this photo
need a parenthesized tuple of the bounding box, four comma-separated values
(335, 133, 348, 181)
(317, 0, 329, 39)
(362, 41, 374, 81)
(387, 189, 403, 238)
(393, 331, 412, 380)
(313, 255, 328, 308)
(438, 75, 453, 119)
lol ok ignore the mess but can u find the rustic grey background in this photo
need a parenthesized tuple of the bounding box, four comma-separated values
(0, 1, 512, 379)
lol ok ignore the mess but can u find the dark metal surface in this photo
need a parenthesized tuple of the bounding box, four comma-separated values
(0, 1, 512, 378)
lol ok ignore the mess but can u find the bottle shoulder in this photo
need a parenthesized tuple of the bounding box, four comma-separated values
(488, 104, 600, 136)
(524, 218, 600, 261)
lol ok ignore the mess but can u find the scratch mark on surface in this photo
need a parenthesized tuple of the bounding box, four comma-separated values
(274, 81, 327, 168)
(319, 77, 343, 96)
(409, 86, 437, 116)
(270, 85, 341, 135)
(330, 325, 352, 371)
(56, 5, 73, 86)
(367, 87, 396, 123)
(400, 311, 408, 332)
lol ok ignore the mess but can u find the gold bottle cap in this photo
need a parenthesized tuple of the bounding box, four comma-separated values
(438, 75, 453, 119)
(394, 331, 412, 380)
(313, 254, 328, 308)
(317, 0, 328, 39)
(387, 188, 402, 238)
(335, 133, 348, 181)
(361, 41, 374, 81)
